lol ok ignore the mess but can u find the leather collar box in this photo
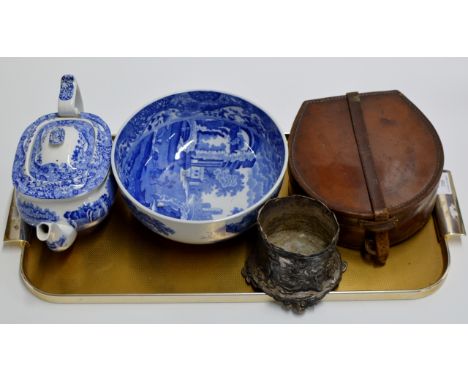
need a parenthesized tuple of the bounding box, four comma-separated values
(288, 91, 444, 264)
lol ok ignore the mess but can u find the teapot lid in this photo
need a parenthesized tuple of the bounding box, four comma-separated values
(12, 75, 112, 199)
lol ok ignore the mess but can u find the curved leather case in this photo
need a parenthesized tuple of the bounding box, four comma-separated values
(289, 90, 444, 264)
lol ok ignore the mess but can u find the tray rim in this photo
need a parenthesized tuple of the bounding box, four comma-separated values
(16, 231, 451, 304)
(6, 170, 462, 304)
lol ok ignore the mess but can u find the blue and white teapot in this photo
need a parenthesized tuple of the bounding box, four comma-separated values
(12, 75, 115, 251)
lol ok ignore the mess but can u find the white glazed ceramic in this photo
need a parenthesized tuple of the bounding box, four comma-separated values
(12, 75, 115, 251)
(112, 91, 288, 244)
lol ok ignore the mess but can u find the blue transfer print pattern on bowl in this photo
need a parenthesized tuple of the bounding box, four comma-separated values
(49, 127, 65, 145)
(12, 112, 112, 200)
(225, 210, 258, 233)
(59, 75, 74, 101)
(64, 177, 116, 229)
(16, 200, 59, 226)
(122, 196, 175, 236)
(225, 182, 281, 233)
(114, 91, 285, 222)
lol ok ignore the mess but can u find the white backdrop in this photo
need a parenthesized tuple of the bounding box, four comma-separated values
(0, 58, 466, 323)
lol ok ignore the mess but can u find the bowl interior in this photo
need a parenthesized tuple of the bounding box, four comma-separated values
(114, 91, 286, 222)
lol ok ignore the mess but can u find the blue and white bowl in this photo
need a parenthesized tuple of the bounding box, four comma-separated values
(12, 75, 115, 251)
(112, 91, 288, 244)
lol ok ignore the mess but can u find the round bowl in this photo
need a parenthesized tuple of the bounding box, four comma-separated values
(112, 91, 288, 244)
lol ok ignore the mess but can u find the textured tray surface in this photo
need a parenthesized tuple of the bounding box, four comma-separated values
(21, 172, 447, 298)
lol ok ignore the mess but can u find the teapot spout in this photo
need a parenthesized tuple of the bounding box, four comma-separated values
(36, 222, 77, 251)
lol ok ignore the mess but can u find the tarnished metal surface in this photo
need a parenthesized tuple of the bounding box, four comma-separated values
(242, 196, 345, 312)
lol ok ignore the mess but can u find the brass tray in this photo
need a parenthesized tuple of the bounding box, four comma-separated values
(4, 170, 465, 304)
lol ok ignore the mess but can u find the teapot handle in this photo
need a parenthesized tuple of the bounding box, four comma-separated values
(58, 74, 83, 117)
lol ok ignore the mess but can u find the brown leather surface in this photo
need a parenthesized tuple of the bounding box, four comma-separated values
(290, 96, 372, 215)
(289, 90, 444, 262)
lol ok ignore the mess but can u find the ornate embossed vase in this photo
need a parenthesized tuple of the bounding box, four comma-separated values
(12, 75, 115, 251)
(112, 91, 288, 244)
(242, 195, 346, 312)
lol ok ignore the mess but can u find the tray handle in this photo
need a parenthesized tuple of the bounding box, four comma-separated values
(3, 191, 30, 247)
(435, 170, 466, 238)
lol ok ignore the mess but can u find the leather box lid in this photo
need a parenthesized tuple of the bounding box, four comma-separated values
(289, 90, 444, 219)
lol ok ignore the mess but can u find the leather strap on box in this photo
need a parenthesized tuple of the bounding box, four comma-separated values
(346, 92, 390, 264)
